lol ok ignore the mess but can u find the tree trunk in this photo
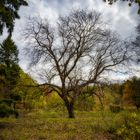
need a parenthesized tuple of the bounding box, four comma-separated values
(65, 100, 75, 118)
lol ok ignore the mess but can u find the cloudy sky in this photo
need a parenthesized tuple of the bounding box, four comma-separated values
(1, 0, 140, 82)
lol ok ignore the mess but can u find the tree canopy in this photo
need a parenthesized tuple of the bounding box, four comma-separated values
(24, 10, 131, 118)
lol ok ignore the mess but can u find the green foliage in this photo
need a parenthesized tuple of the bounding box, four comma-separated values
(0, 37, 20, 98)
(0, 0, 28, 35)
(0, 36, 19, 64)
(116, 112, 140, 140)
(75, 95, 95, 111)
(45, 92, 65, 111)
(0, 53, 46, 110)
(12, 70, 46, 110)
(0, 102, 18, 118)
(0, 99, 15, 107)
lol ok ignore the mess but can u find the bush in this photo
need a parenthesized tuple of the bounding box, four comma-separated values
(0, 99, 15, 107)
(0, 102, 18, 118)
(116, 112, 140, 140)
(110, 104, 122, 113)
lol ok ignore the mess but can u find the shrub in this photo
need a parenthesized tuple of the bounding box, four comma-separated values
(0, 102, 18, 118)
(0, 99, 15, 107)
(116, 112, 140, 140)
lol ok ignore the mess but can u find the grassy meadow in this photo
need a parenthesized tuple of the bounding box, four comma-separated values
(1, 109, 140, 140)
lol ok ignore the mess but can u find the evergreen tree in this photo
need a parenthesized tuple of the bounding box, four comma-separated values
(0, 36, 20, 98)
(0, 0, 28, 35)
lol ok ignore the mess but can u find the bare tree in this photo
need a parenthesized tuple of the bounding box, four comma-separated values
(24, 10, 130, 118)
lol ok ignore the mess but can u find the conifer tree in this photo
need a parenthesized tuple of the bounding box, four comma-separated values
(0, 0, 28, 35)
(0, 36, 20, 98)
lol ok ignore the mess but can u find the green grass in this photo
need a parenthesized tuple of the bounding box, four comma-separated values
(0, 109, 140, 140)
